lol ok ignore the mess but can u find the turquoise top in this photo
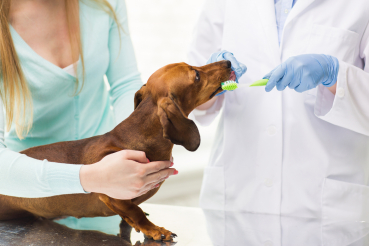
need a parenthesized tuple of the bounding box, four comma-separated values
(0, 0, 142, 198)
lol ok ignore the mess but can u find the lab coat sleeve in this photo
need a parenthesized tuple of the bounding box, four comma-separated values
(0, 99, 86, 198)
(106, 0, 143, 125)
(314, 22, 369, 136)
(188, 0, 225, 126)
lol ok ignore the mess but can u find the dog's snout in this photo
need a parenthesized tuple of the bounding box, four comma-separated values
(226, 60, 231, 68)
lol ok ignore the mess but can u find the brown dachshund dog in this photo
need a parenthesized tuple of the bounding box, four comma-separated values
(0, 60, 232, 241)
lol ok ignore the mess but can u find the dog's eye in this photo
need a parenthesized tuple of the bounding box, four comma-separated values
(195, 70, 200, 81)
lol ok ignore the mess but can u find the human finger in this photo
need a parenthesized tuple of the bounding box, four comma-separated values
(207, 52, 220, 64)
(234, 62, 247, 82)
(223, 53, 243, 75)
(239, 62, 247, 76)
(145, 168, 177, 184)
(143, 161, 172, 175)
(142, 176, 167, 191)
(118, 150, 148, 163)
(136, 182, 162, 197)
(215, 50, 228, 62)
(263, 69, 274, 80)
(288, 69, 302, 90)
(265, 65, 285, 92)
(223, 53, 247, 83)
(294, 77, 310, 93)
(276, 64, 292, 91)
(137, 176, 168, 197)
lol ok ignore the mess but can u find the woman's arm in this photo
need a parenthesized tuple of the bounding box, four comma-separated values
(105, 0, 143, 125)
(0, 99, 176, 199)
(0, 99, 85, 198)
(327, 83, 337, 95)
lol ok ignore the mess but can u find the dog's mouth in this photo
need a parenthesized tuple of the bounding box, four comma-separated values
(228, 71, 236, 81)
(209, 71, 236, 99)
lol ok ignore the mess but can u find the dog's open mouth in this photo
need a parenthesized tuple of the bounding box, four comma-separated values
(229, 71, 236, 81)
(209, 71, 236, 98)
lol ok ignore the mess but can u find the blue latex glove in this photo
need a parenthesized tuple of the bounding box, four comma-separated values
(263, 54, 339, 93)
(207, 50, 247, 95)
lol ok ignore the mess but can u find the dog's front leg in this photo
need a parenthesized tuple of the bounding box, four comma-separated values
(99, 194, 176, 241)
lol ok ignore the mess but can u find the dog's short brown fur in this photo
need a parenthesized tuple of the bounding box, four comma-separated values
(0, 61, 232, 241)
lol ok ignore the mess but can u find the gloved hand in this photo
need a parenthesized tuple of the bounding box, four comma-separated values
(263, 54, 339, 93)
(207, 50, 247, 95)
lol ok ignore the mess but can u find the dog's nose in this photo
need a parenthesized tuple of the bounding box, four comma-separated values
(226, 60, 231, 68)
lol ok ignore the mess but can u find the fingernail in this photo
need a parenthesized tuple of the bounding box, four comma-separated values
(170, 162, 174, 167)
(165, 176, 169, 179)
(155, 184, 160, 188)
(173, 170, 179, 175)
(147, 158, 150, 163)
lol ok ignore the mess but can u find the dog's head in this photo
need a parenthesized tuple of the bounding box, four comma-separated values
(134, 61, 233, 151)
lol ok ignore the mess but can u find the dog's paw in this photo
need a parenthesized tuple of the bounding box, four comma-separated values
(143, 226, 176, 241)
(136, 238, 177, 246)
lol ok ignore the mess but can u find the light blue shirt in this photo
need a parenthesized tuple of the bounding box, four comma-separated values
(0, 0, 142, 198)
(275, 0, 297, 44)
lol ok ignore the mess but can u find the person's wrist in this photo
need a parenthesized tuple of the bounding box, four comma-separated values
(320, 54, 339, 87)
(326, 82, 337, 95)
(80, 164, 100, 193)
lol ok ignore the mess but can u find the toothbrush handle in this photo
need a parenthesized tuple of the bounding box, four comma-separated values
(249, 79, 269, 87)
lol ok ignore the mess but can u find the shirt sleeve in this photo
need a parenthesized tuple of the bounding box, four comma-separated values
(106, 0, 143, 125)
(187, 0, 225, 126)
(314, 22, 369, 136)
(0, 99, 86, 198)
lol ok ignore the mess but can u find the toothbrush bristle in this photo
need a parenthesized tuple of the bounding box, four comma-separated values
(221, 81, 238, 91)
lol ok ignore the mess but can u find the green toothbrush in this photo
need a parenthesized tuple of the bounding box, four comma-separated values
(221, 79, 269, 91)
(249, 79, 269, 87)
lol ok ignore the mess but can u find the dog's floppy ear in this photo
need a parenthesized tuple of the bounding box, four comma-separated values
(157, 97, 200, 151)
(134, 85, 147, 109)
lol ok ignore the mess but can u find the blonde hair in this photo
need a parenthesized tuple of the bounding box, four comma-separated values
(0, 0, 121, 139)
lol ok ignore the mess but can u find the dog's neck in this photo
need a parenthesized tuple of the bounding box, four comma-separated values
(110, 97, 174, 161)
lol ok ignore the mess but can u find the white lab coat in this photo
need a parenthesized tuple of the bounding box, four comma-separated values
(188, 0, 369, 219)
(203, 209, 369, 246)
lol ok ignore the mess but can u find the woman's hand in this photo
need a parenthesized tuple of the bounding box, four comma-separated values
(264, 54, 339, 93)
(80, 150, 176, 200)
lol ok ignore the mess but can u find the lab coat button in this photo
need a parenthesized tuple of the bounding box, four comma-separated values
(284, 9, 289, 14)
(264, 240, 273, 246)
(337, 88, 345, 98)
(264, 179, 274, 187)
(267, 126, 277, 136)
